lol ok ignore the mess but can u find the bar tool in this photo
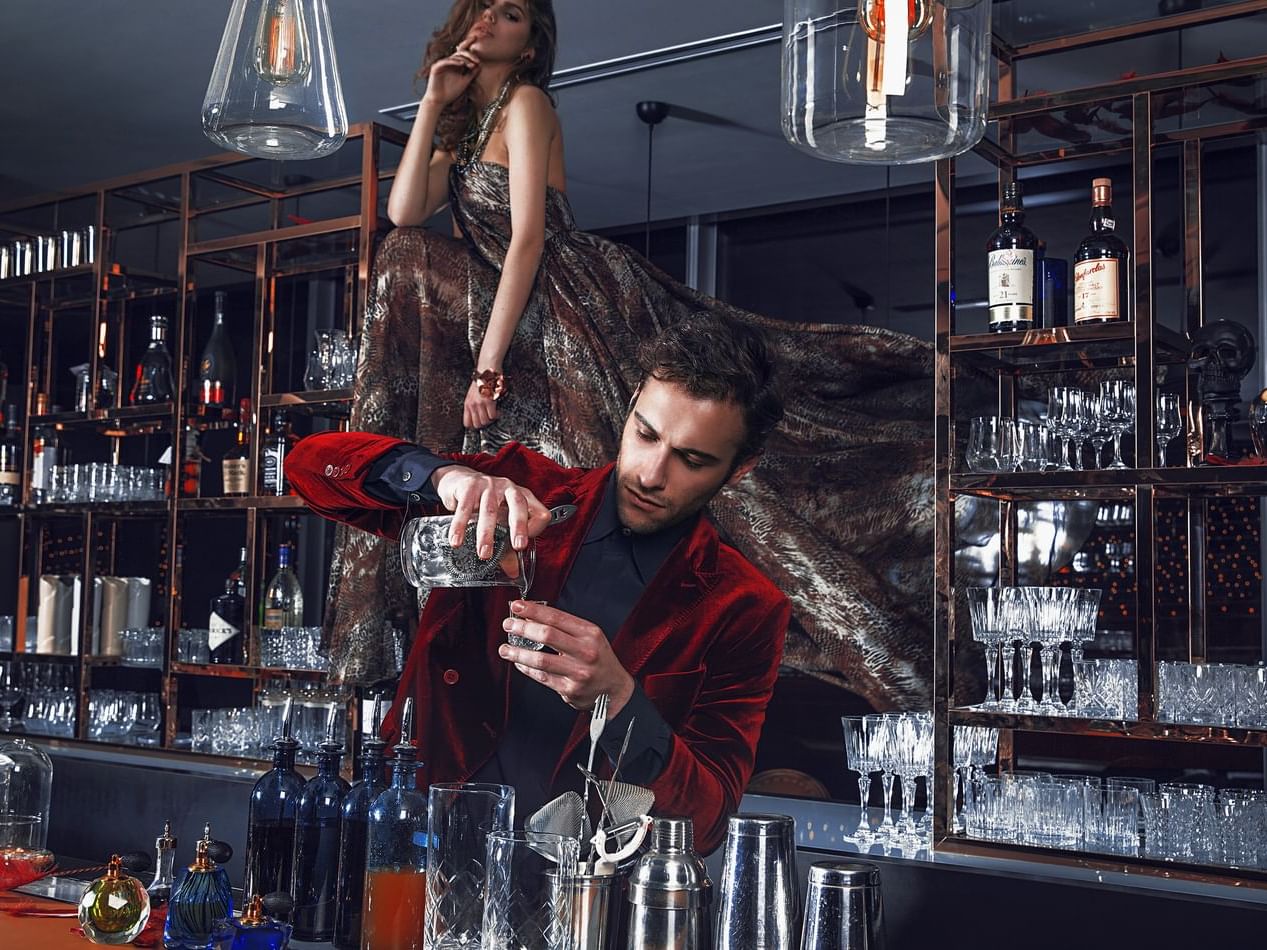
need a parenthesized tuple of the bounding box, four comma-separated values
(715, 814, 800, 950)
(627, 817, 711, 950)
(800, 862, 885, 950)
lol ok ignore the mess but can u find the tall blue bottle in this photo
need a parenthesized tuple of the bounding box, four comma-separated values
(164, 824, 233, 949)
(290, 706, 351, 942)
(244, 697, 305, 901)
(333, 697, 389, 949)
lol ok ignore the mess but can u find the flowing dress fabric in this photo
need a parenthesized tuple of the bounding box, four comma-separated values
(323, 159, 935, 709)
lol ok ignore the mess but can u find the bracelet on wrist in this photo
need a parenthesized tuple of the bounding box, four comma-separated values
(473, 368, 506, 401)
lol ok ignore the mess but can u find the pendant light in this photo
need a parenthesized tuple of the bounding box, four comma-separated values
(636, 101, 670, 258)
(781, 0, 992, 164)
(202, 0, 348, 161)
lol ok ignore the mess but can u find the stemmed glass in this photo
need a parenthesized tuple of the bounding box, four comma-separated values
(1047, 388, 1076, 471)
(0, 660, 23, 730)
(1099, 379, 1136, 470)
(1065, 390, 1093, 471)
(842, 716, 877, 841)
(1087, 392, 1113, 469)
(1156, 393, 1182, 466)
(967, 588, 1006, 708)
(869, 715, 899, 839)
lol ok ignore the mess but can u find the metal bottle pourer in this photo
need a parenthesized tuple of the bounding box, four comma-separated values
(365, 694, 388, 752)
(393, 698, 416, 760)
(275, 696, 299, 751)
(320, 703, 343, 754)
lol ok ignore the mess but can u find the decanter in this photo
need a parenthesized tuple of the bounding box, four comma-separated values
(164, 823, 233, 949)
(243, 697, 304, 899)
(290, 706, 350, 942)
(78, 853, 152, 945)
(210, 894, 293, 950)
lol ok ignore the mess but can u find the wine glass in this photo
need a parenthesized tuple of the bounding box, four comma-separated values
(1156, 393, 1182, 466)
(1087, 392, 1113, 469)
(1047, 388, 1075, 471)
(1099, 379, 1136, 470)
(1065, 390, 1093, 471)
(841, 716, 876, 841)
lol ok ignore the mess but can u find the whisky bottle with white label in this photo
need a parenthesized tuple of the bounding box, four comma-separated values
(1073, 177, 1130, 325)
(986, 180, 1038, 333)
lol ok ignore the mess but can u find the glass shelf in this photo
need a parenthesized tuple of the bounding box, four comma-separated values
(177, 495, 308, 511)
(950, 466, 1267, 499)
(950, 707, 1267, 748)
(948, 323, 1189, 372)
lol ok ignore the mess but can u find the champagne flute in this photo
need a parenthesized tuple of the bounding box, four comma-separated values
(1156, 393, 1182, 466)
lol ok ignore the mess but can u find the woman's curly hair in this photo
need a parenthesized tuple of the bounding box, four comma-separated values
(416, 0, 557, 153)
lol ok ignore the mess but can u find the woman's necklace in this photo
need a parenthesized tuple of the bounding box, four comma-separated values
(456, 79, 514, 170)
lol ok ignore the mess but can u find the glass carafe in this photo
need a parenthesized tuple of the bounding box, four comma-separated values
(333, 698, 390, 950)
(364, 698, 428, 950)
(244, 698, 305, 899)
(290, 707, 350, 942)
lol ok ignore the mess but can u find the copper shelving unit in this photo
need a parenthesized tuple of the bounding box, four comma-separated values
(933, 2, 1267, 890)
(0, 122, 408, 767)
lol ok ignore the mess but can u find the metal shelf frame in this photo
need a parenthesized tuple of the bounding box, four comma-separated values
(933, 4, 1267, 891)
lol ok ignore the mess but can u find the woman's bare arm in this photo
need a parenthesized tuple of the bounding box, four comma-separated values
(387, 100, 455, 227)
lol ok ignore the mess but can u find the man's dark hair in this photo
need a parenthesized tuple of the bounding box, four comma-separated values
(636, 313, 784, 463)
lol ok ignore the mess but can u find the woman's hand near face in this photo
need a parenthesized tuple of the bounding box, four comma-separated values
(423, 38, 482, 108)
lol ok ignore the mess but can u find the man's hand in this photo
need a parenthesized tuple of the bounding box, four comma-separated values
(499, 601, 635, 713)
(432, 466, 552, 556)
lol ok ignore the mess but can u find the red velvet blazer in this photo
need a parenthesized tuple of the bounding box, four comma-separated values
(288, 430, 791, 853)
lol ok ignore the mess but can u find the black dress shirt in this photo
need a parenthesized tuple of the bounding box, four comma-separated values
(366, 445, 684, 819)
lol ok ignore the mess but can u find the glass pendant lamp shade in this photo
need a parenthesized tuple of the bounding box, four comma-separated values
(781, 0, 992, 164)
(202, 0, 348, 160)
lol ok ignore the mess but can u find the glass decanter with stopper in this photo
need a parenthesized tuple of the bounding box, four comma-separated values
(290, 705, 350, 942)
(78, 853, 151, 945)
(164, 823, 234, 949)
(363, 698, 428, 950)
(244, 697, 305, 900)
(333, 696, 390, 949)
(130, 314, 176, 404)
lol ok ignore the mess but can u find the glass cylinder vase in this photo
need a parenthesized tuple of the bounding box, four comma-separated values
(781, 0, 992, 164)
(202, 0, 348, 160)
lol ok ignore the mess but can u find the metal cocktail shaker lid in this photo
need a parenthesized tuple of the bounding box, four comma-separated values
(725, 814, 797, 837)
(627, 817, 711, 909)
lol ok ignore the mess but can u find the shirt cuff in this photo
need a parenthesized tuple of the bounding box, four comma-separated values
(599, 685, 673, 785)
(364, 445, 452, 505)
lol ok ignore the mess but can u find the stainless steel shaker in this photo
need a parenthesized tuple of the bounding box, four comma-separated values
(627, 817, 712, 950)
(715, 814, 800, 950)
(799, 862, 885, 950)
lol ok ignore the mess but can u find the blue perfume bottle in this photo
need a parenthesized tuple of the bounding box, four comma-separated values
(210, 894, 292, 950)
(289, 706, 350, 942)
(164, 823, 233, 949)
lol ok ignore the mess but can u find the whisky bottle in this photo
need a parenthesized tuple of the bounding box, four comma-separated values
(986, 180, 1038, 333)
(1073, 177, 1130, 325)
(195, 291, 237, 416)
(222, 398, 251, 497)
(0, 406, 20, 507)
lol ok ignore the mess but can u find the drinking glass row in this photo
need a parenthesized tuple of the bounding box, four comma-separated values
(965, 772, 1267, 868)
(1, 226, 96, 279)
(119, 627, 164, 667)
(176, 626, 332, 671)
(841, 713, 936, 847)
(303, 328, 357, 390)
(964, 383, 1184, 473)
(41, 464, 166, 504)
(1157, 661, 1267, 728)
(0, 658, 76, 736)
(87, 689, 161, 746)
(189, 696, 345, 761)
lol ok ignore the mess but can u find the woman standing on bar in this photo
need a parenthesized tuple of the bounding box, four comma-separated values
(323, 0, 936, 715)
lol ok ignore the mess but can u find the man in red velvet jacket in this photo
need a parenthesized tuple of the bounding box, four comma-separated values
(288, 314, 790, 853)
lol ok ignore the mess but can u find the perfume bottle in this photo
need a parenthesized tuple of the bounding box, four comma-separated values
(164, 824, 233, 949)
(210, 894, 293, 950)
(78, 853, 152, 945)
(363, 698, 427, 950)
(290, 706, 350, 942)
(147, 821, 178, 906)
(333, 697, 389, 950)
(244, 697, 305, 900)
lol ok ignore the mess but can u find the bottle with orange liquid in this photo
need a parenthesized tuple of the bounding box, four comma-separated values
(363, 698, 427, 950)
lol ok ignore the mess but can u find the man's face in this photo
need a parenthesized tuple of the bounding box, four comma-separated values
(614, 377, 758, 534)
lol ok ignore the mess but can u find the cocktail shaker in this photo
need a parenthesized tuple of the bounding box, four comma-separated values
(799, 862, 885, 950)
(715, 814, 800, 950)
(626, 817, 712, 950)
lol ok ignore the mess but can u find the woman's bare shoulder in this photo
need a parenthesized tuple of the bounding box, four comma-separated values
(505, 84, 557, 125)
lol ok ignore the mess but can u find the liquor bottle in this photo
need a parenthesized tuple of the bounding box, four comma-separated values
(147, 821, 177, 907)
(261, 411, 292, 497)
(363, 699, 427, 950)
(77, 854, 151, 945)
(986, 180, 1038, 333)
(29, 424, 57, 506)
(180, 423, 205, 498)
(0, 406, 20, 507)
(244, 698, 305, 901)
(196, 291, 237, 415)
(164, 823, 234, 950)
(129, 314, 175, 404)
(1037, 241, 1070, 329)
(209, 557, 247, 666)
(222, 398, 251, 497)
(1073, 177, 1131, 325)
(332, 697, 390, 950)
(290, 707, 351, 942)
(260, 543, 303, 630)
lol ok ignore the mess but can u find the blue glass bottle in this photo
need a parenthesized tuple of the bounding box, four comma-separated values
(210, 894, 292, 950)
(164, 824, 233, 949)
(244, 697, 305, 901)
(290, 706, 350, 942)
(363, 699, 427, 950)
(333, 696, 389, 950)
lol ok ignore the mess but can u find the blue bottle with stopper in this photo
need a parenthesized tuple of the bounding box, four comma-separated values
(289, 704, 350, 942)
(164, 823, 233, 949)
(244, 697, 305, 901)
